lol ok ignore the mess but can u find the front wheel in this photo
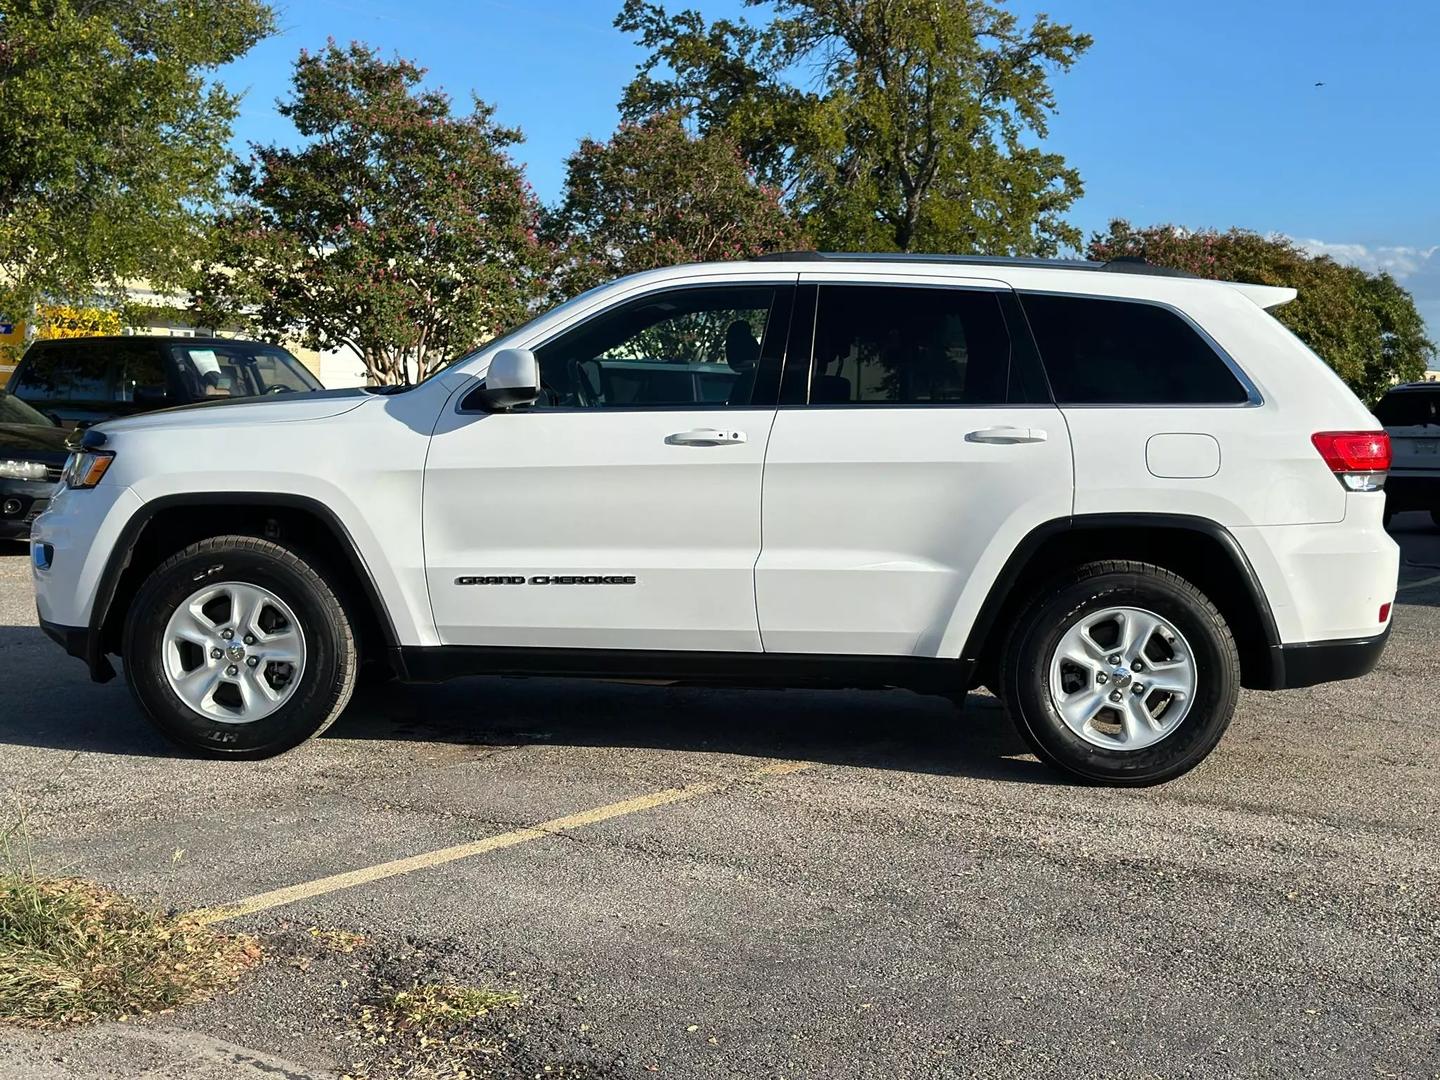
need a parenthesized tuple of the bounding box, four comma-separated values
(123, 536, 359, 757)
(999, 560, 1240, 785)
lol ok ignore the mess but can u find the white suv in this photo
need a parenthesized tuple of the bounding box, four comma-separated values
(30, 254, 1399, 784)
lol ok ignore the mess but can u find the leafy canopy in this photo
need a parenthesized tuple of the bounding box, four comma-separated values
(616, 0, 1090, 255)
(546, 112, 806, 298)
(0, 0, 274, 322)
(1088, 221, 1437, 401)
(196, 41, 549, 384)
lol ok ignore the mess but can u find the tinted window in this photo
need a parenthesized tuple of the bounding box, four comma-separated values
(809, 286, 1013, 405)
(534, 286, 780, 409)
(1021, 293, 1250, 405)
(12, 343, 113, 403)
(112, 342, 169, 403)
(1374, 389, 1440, 427)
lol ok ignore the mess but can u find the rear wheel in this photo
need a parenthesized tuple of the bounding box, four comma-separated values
(123, 536, 358, 757)
(999, 560, 1240, 785)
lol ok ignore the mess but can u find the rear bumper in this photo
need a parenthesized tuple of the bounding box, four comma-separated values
(1266, 625, 1391, 690)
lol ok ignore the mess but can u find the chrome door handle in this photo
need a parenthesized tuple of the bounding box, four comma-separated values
(665, 428, 748, 446)
(966, 426, 1048, 445)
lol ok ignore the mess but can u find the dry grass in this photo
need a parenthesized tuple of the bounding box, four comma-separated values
(345, 981, 524, 1079)
(0, 874, 261, 1026)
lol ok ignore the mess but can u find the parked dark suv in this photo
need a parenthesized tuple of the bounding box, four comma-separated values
(8, 336, 323, 428)
(1374, 380, 1440, 527)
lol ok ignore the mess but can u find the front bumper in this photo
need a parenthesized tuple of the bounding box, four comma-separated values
(1267, 625, 1391, 690)
(0, 477, 55, 538)
(38, 617, 117, 682)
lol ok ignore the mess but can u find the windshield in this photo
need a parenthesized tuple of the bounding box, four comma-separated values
(0, 390, 55, 426)
(168, 343, 323, 399)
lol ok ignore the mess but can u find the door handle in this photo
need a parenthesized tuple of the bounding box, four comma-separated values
(965, 426, 1048, 445)
(665, 428, 748, 446)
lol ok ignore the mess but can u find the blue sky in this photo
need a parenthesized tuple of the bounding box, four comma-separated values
(220, 0, 1440, 357)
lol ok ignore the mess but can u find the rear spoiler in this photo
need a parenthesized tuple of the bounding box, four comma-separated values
(1226, 282, 1297, 311)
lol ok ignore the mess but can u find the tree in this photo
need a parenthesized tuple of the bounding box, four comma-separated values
(0, 0, 274, 323)
(196, 42, 549, 385)
(616, 0, 1090, 255)
(1087, 222, 1437, 401)
(546, 113, 806, 298)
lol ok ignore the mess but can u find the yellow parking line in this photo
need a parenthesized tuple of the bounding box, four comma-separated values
(193, 759, 812, 924)
(1397, 572, 1440, 592)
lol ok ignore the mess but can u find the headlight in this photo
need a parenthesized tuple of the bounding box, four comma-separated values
(0, 459, 48, 481)
(61, 450, 115, 489)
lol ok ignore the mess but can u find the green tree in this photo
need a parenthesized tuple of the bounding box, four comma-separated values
(0, 0, 274, 325)
(546, 112, 806, 298)
(1087, 221, 1437, 401)
(196, 42, 549, 385)
(616, 0, 1090, 255)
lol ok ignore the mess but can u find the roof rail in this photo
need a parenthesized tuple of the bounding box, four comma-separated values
(749, 250, 1198, 278)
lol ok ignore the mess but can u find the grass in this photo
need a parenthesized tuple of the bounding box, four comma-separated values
(0, 791, 260, 1026)
(346, 982, 524, 1079)
(0, 873, 262, 1026)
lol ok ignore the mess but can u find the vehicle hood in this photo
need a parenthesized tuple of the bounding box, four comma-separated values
(95, 388, 372, 436)
(0, 422, 70, 464)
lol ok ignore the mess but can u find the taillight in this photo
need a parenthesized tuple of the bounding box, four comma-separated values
(1311, 431, 1390, 491)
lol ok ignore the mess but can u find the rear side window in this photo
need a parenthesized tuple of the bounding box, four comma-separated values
(1374, 390, 1439, 427)
(809, 285, 1016, 405)
(12, 343, 113, 403)
(112, 341, 169, 402)
(1021, 293, 1251, 406)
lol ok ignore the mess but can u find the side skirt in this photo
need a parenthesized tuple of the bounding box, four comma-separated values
(394, 646, 973, 694)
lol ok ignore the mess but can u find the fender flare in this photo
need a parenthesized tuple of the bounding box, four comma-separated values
(84, 492, 399, 682)
(959, 512, 1285, 689)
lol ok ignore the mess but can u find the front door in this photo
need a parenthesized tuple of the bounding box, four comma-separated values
(424, 282, 795, 652)
(756, 277, 1074, 657)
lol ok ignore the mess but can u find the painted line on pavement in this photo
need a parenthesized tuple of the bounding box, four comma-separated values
(194, 759, 812, 924)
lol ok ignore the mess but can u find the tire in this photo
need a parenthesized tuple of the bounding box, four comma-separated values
(998, 560, 1240, 786)
(123, 535, 359, 758)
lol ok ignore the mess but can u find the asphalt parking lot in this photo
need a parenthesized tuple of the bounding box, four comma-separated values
(0, 520, 1437, 1079)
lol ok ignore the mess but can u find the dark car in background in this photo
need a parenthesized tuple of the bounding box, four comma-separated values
(8, 336, 323, 429)
(1375, 381, 1440, 528)
(0, 390, 68, 540)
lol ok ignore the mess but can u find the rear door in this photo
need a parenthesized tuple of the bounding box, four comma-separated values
(756, 276, 1073, 657)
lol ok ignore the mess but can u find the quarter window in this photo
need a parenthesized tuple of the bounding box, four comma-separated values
(13, 343, 112, 403)
(808, 286, 1015, 406)
(1021, 293, 1251, 405)
(534, 286, 783, 409)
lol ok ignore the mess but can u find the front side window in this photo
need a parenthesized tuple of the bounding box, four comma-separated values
(808, 285, 1015, 406)
(1021, 293, 1251, 406)
(112, 342, 169, 403)
(534, 286, 782, 409)
(169, 343, 322, 399)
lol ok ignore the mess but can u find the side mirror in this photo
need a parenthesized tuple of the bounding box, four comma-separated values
(472, 348, 539, 411)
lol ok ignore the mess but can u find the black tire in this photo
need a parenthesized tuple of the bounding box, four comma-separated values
(123, 535, 359, 758)
(998, 560, 1240, 786)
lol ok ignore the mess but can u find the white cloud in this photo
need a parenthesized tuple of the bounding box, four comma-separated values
(1291, 238, 1440, 366)
(1292, 239, 1439, 279)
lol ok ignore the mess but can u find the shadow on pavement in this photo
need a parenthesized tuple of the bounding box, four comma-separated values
(328, 673, 1059, 786)
(0, 618, 1053, 783)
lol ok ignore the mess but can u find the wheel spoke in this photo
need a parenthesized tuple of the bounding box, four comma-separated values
(230, 584, 269, 639)
(1058, 689, 1108, 731)
(254, 629, 301, 666)
(1121, 695, 1159, 743)
(175, 664, 222, 712)
(1121, 611, 1161, 661)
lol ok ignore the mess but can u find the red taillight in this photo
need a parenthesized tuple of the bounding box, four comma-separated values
(1311, 431, 1390, 491)
(1379, 602, 1392, 623)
